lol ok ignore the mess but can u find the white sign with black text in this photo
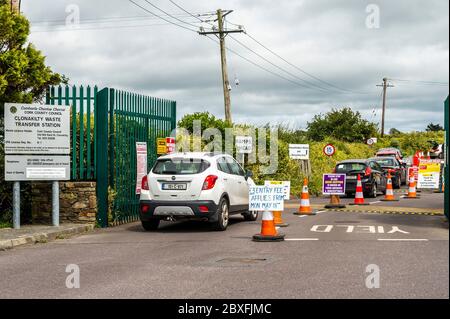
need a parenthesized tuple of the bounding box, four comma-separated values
(4, 103, 71, 155)
(5, 155, 70, 181)
(236, 136, 253, 154)
(289, 144, 310, 160)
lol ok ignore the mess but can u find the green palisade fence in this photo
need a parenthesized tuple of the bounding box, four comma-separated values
(46, 85, 98, 181)
(47, 86, 177, 227)
(97, 88, 176, 227)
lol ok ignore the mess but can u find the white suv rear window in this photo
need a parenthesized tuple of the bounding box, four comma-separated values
(152, 158, 210, 175)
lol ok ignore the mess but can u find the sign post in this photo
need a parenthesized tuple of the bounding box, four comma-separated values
(289, 144, 310, 176)
(4, 103, 71, 228)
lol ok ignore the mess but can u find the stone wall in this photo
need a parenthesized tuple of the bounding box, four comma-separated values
(31, 182, 97, 224)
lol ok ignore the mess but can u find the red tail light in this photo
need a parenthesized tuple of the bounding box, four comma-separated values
(202, 175, 218, 190)
(199, 205, 209, 213)
(141, 204, 150, 214)
(364, 167, 372, 176)
(142, 175, 149, 190)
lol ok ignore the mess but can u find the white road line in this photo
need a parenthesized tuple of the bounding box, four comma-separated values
(285, 238, 320, 241)
(315, 210, 326, 214)
(377, 238, 429, 242)
(276, 227, 281, 230)
(298, 215, 308, 218)
(370, 201, 381, 204)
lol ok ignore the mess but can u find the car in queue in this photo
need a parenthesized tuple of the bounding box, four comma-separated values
(369, 156, 407, 188)
(334, 159, 387, 198)
(139, 152, 257, 231)
(375, 147, 404, 164)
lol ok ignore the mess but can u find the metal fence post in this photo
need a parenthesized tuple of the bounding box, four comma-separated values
(96, 88, 110, 228)
(13, 182, 20, 229)
(52, 181, 60, 227)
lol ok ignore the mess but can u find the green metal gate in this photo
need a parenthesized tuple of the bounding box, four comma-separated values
(445, 96, 449, 219)
(96, 88, 176, 227)
(47, 86, 177, 227)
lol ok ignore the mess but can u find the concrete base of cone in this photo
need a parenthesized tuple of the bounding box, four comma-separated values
(325, 204, 346, 209)
(349, 202, 370, 206)
(381, 198, 400, 202)
(402, 196, 421, 199)
(252, 233, 285, 242)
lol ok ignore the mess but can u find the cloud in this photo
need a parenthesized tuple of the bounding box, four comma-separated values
(23, 0, 449, 132)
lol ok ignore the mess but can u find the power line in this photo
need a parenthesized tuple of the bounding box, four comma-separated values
(389, 78, 449, 86)
(205, 36, 328, 92)
(142, 0, 200, 29)
(30, 13, 200, 25)
(168, 0, 214, 26)
(128, 0, 198, 33)
(30, 22, 173, 33)
(228, 35, 333, 93)
(244, 32, 369, 95)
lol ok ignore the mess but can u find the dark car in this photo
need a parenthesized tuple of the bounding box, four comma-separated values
(335, 159, 387, 198)
(369, 156, 407, 188)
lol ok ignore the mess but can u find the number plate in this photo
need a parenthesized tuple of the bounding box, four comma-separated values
(347, 175, 357, 180)
(162, 183, 187, 190)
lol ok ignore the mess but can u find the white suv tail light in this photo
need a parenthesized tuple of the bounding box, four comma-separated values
(202, 175, 218, 190)
(142, 175, 149, 190)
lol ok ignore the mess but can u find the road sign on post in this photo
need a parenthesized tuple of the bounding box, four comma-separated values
(289, 144, 309, 160)
(4, 103, 71, 228)
(236, 136, 253, 154)
(323, 144, 336, 157)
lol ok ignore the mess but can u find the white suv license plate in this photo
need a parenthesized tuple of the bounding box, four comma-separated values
(347, 176, 357, 180)
(162, 183, 187, 190)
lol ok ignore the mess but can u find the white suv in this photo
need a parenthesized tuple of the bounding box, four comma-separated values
(139, 152, 258, 231)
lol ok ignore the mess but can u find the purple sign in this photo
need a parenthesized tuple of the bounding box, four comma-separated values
(322, 174, 346, 195)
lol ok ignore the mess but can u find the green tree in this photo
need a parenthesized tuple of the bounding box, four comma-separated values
(1, 2, 65, 227)
(0, 2, 65, 105)
(389, 128, 402, 136)
(306, 107, 378, 143)
(426, 123, 444, 132)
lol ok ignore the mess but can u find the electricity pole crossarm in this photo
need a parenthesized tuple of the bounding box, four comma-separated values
(377, 77, 395, 137)
(199, 9, 244, 124)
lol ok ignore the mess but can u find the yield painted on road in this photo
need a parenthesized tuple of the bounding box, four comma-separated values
(310, 225, 410, 234)
(377, 238, 429, 242)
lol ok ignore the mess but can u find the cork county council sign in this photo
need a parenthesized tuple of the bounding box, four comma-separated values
(4, 103, 70, 154)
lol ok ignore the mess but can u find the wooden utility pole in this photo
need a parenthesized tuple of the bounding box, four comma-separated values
(10, 0, 21, 13)
(377, 77, 394, 137)
(199, 9, 244, 124)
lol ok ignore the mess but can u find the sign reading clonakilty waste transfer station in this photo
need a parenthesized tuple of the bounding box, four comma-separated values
(4, 103, 71, 155)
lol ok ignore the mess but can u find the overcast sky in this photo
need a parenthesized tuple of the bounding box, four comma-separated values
(23, 0, 449, 132)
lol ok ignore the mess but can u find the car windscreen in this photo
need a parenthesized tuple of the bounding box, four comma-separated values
(152, 158, 210, 175)
(335, 163, 366, 173)
(374, 158, 396, 167)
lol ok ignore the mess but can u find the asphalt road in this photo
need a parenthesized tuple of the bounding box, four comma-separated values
(0, 192, 448, 299)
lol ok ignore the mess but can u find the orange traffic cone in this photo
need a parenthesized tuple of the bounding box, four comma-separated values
(253, 211, 285, 242)
(404, 172, 420, 199)
(381, 172, 399, 201)
(273, 211, 289, 227)
(350, 174, 370, 205)
(295, 178, 316, 215)
(325, 195, 346, 209)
